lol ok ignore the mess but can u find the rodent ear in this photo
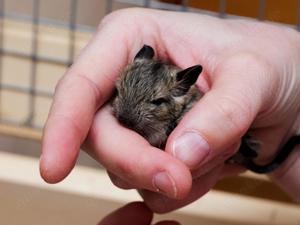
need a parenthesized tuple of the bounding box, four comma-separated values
(134, 45, 155, 61)
(173, 65, 202, 96)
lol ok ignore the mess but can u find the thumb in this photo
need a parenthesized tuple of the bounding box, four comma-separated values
(166, 53, 275, 169)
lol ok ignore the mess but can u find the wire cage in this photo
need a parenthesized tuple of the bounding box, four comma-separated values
(0, 0, 299, 131)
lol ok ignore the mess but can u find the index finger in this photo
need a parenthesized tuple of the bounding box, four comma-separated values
(40, 16, 133, 183)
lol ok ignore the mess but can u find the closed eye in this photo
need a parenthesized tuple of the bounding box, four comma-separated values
(150, 98, 168, 106)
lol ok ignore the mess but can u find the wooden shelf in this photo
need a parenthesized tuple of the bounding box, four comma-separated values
(0, 123, 294, 204)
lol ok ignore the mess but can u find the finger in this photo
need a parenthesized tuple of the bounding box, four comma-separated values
(140, 164, 223, 213)
(107, 171, 137, 190)
(98, 202, 153, 225)
(220, 164, 246, 178)
(87, 105, 192, 199)
(191, 142, 240, 179)
(40, 16, 137, 183)
(166, 53, 275, 170)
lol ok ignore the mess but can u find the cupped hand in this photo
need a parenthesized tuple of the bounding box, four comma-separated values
(40, 8, 300, 212)
(98, 201, 179, 225)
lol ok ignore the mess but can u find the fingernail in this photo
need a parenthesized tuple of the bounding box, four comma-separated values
(173, 132, 210, 168)
(153, 172, 177, 198)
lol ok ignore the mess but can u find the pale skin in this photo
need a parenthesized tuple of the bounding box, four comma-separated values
(40, 8, 300, 213)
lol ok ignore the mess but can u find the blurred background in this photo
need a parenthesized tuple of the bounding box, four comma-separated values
(0, 1, 300, 225)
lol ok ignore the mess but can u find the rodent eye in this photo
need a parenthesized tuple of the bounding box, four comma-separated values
(150, 98, 168, 106)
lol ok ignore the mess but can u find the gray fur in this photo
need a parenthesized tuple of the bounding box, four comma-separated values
(112, 54, 202, 148)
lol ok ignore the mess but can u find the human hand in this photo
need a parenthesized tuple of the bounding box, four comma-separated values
(98, 202, 179, 225)
(40, 8, 300, 212)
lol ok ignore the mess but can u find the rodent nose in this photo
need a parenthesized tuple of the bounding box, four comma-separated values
(117, 113, 136, 129)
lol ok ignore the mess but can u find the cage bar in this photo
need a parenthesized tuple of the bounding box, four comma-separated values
(144, 0, 151, 8)
(1, 83, 52, 97)
(68, 0, 78, 66)
(106, 0, 113, 14)
(219, 0, 227, 18)
(25, 0, 40, 127)
(258, 0, 266, 21)
(1, 49, 70, 66)
(0, 0, 3, 120)
(180, 0, 188, 11)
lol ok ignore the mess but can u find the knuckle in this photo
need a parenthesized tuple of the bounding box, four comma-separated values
(116, 159, 136, 179)
(73, 73, 103, 108)
(107, 171, 135, 190)
(54, 72, 103, 110)
(215, 94, 252, 136)
(54, 73, 67, 94)
(226, 52, 269, 70)
(221, 51, 272, 84)
(98, 8, 143, 30)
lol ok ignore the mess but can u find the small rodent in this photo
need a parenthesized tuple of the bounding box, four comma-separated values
(112, 45, 299, 174)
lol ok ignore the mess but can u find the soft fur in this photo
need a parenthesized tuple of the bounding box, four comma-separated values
(112, 45, 202, 148)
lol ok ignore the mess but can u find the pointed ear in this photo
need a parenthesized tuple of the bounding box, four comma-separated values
(172, 65, 202, 96)
(134, 45, 155, 61)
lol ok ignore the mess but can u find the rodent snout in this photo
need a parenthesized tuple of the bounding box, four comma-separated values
(116, 112, 138, 130)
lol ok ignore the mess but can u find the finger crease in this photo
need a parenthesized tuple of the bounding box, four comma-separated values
(74, 73, 103, 110)
(52, 113, 85, 142)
